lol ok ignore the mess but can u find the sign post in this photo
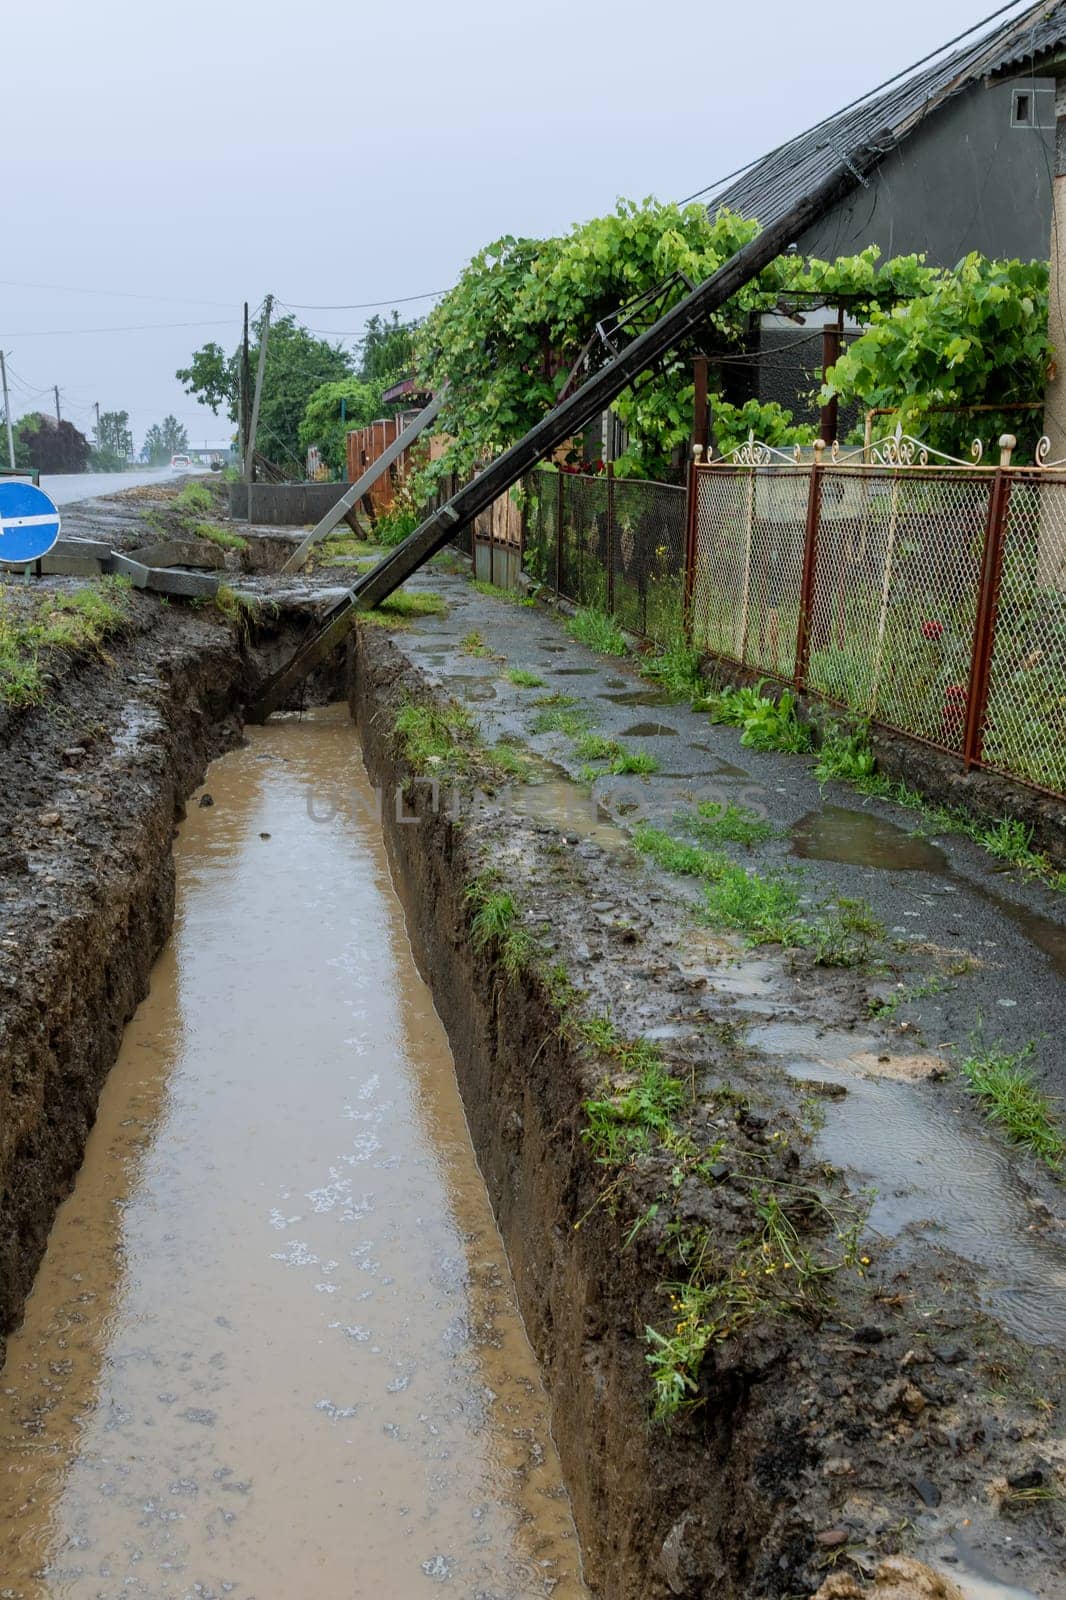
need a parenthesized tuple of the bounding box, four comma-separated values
(0, 480, 62, 579)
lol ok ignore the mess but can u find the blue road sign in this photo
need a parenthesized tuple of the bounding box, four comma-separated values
(0, 480, 61, 565)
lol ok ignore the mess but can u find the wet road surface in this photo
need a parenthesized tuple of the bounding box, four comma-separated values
(0, 706, 584, 1599)
(384, 570, 1066, 1349)
(41, 466, 208, 507)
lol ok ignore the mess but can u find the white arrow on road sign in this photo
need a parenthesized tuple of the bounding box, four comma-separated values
(0, 481, 62, 565)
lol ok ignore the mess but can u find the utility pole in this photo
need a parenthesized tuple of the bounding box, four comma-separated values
(94, 400, 101, 445)
(240, 301, 251, 471)
(54, 385, 62, 424)
(245, 294, 273, 523)
(0, 352, 15, 469)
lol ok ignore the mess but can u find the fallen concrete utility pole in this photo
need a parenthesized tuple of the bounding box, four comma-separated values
(279, 393, 443, 575)
(247, 150, 880, 722)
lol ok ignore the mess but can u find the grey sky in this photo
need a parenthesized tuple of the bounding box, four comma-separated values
(2, 0, 1019, 452)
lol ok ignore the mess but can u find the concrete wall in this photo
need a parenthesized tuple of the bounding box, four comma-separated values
(798, 76, 1055, 266)
(228, 481, 354, 525)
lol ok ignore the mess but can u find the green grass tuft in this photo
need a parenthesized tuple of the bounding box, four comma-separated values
(393, 697, 479, 772)
(575, 732, 659, 775)
(532, 703, 594, 736)
(685, 800, 777, 847)
(568, 607, 628, 656)
(0, 577, 133, 707)
(961, 1043, 1064, 1170)
(364, 589, 447, 627)
(697, 682, 812, 753)
(192, 522, 249, 553)
(505, 667, 545, 688)
(174, 482, 214, 514)
(639, 636, 705, 700)
(814, 725, 878, 784)
(465, 874, 536, 977)
(634, 822, 879, 961)
(471, 579, 535, 606)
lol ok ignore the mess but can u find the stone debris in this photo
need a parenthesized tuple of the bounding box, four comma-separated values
(810, 1554, 965, 1599)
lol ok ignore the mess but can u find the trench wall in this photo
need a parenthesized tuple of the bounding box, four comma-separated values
(347, 627, 784, 1600)
(0, 608, 344, 1368)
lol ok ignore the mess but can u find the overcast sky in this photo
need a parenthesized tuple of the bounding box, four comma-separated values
(1, 0, 1021, 452)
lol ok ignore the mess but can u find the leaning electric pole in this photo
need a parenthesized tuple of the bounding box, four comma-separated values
(245, 294, 273, 523)
(0, 352, 15, 469)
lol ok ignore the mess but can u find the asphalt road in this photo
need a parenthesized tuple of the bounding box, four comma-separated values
(41, 464, 210, 507)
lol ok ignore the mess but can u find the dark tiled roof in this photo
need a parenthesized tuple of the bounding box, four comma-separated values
(708, 1, 1064, 229)
(987, 5, 1066, 72)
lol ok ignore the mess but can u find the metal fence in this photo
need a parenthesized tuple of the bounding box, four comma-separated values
(520, 467, 687, 644)
(690, 433, 1066, 800)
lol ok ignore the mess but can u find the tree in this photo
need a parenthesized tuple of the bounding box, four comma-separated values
(177, 312, 352, 473)
(296, 311, 422, 476)
(143, 416, 190, 464)
(414, 197, 1047, 481)
(297, 378, 385, 474)
(15, 413, 90, 473)
(92, 409, 134, 471)
(822, 254, 1050, 459)
(358, 312, 419, 386)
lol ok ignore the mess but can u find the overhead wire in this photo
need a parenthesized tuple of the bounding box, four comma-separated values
(0, 318, 236, 338)
(0, 278, 239, 309)
(277, 289, 449, 311)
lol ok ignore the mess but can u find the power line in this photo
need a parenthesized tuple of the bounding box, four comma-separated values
(0, 318, 235, 338)
(0, 278, 239, 309)
(676, 0, 1037, 206)
(277, 289, 449, 311)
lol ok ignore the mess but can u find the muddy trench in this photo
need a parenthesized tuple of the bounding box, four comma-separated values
(0, 701, 584, 1598)
(1, 593, 1064, 1600)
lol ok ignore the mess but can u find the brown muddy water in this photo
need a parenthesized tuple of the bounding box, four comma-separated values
(0, 706, 586, 1600)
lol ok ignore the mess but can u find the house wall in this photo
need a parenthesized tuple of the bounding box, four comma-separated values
(745, 74, 1055, 441)
(797, 75, 1055, 266)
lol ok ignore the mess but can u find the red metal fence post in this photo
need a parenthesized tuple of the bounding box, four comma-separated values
(793, 440, 825, 688)
(555, 469, 564, 596)
(692, 356, 710, 456)
(605, 461, 616, 618)
(963, 435, 1015, 770)
(682, 445, 703, 642)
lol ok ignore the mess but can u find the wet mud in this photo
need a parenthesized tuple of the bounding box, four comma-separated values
(0, 708, 584, 1599)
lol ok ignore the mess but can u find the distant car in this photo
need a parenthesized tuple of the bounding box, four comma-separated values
(170, 453, 191, 468)
(209, 455, 224, 471)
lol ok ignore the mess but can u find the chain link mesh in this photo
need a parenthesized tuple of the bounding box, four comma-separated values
(983, 476, 1066, 793)
(807, 467, 988, 753)
(520, 468, 686, 644)
(518, 459, 1066, 801)
(611, 477, 686, 640)
(690, 469, 808, 678)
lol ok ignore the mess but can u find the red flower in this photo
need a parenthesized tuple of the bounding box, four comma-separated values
(921, 619, 945, 641)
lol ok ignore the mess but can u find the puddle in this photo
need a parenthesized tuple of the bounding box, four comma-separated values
(789, 805, 1066, 980)
(620, 721, 678, 738)
(0, 707, 586, 1598)
(982, 885, 1066, 981)
(456, 674, 499, 702)
(748, 1022, 1066, 1345)
(791, 804, 947, 873)
(690, 743, 750, 778)
(552, 666, 598, 676)
(598, 688, 674, 707)
(512, 777, 628, 849)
